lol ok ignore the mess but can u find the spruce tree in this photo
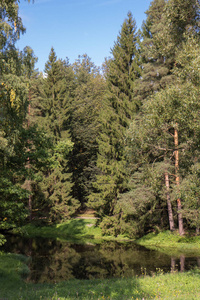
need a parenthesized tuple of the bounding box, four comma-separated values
(88, 12, 140, 219)
(69, 54, 106, 207)
(30, 48, 79, 222)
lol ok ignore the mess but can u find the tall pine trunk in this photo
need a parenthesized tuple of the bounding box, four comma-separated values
(27, 89, 32, 221)
(164, 171, 175, 231)
(174, 125, 184, 235)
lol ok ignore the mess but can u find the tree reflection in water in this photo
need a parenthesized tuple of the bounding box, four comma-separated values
(2, 236, 200, 283)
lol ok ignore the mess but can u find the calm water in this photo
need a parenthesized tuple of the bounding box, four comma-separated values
(1, 235, 200, 283)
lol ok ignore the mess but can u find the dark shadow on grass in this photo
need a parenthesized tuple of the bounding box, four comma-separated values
(58, 219, 88, 234)
(55, 219, 96, 242)
(22, 219, 96, 242)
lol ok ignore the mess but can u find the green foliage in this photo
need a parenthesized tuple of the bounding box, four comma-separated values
(89, 12, 140, 217)
(37, 47, 71, 141)
(21, 46, 38, 79)
(30, 135, 79, 223)
(69, 54, 105, 205)
(180, 164, 200, 232)
(1, 0, 200, 238)
(123, 28, 200, 235)
(100, 216, 121, 237)
(0, 75, 30, 230)
(164, 0, 200, 44)
(0, 234, 6, 246)
(135, 0, 172, 104)
(29, 48, 79, 223)
(0, 0, 29, 76)
(1, 74, 28, 130)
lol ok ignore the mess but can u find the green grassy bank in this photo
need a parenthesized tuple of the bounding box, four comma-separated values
(3, 224, 200, 299)
(14, 218, 130, 242)
(136, 230, 200, 255)
(16, 220, 200, 251)
(0, 252, 200, 300)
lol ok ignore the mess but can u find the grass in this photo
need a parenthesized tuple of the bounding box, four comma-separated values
(3, 227, 200, 299)
(136, 230, 200, 255)
(1, 252, 200, 299)
(13, 218, 131, 243)
(16, 221, 200, 250)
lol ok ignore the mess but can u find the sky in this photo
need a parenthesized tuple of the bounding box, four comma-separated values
(17, 0, 152, 72)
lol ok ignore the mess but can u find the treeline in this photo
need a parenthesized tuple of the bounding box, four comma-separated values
(1, 0, 200, 237)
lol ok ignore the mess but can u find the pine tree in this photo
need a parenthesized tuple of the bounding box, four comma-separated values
(88, 12, 140, 219)
(135, 0, 200, 105)
(134, 0, 172, 105)
(124, 32, 200, 236)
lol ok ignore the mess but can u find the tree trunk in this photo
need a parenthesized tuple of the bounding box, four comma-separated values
(174, 125, 184, 235)
(28, 90, 32, 221)
(180, 255, 185, 272)
(164, 171, 175, 231)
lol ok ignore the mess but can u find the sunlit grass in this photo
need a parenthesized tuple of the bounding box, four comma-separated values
(1, 252, 200, 299)
(15, 219, 101, 241)
(14, 218, 131, 243)
(136, 230, 200, 255)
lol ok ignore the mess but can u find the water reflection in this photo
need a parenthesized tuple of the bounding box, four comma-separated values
(1, 235, 200, 283)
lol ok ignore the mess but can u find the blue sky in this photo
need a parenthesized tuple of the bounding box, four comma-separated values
(17, 0, 152, 72)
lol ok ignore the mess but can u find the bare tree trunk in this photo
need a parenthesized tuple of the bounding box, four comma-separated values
(164, 172, 175, 231)
(28, 90, 32, 221)
(174, 125, 184, 236)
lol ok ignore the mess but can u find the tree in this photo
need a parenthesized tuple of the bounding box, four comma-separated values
(180, 164, 200, 235)
(0, 74, 29, 231)
(0, 0, 38, 233)
(68, 54, 106, 207)
(0, 0, 27, 76)
(124, 33, 200, 235)
(88, 12, 140, 220)
(135, 0, 200, 105)
(134, 0, 170, 105)
(30, 48, 79, 222)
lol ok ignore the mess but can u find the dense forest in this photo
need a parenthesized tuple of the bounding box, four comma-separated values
(1, 0, 200, 239)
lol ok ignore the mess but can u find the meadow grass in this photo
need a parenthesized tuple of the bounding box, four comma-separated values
(2, 228, 200, 299)
(136, 230, 200, 255)
(14, 218, 130, 243)
(0, 252, 200, 299)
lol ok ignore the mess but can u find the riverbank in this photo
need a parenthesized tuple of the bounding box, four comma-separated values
(3, 223, 200, 299)
(0, 251, 200, 300)
(14, 220, 200, 252)
(13, 218, 131, 243)
(136, 230, 200, 255)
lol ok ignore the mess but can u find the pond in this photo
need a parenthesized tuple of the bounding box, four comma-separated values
(1, 235, 200, 283)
